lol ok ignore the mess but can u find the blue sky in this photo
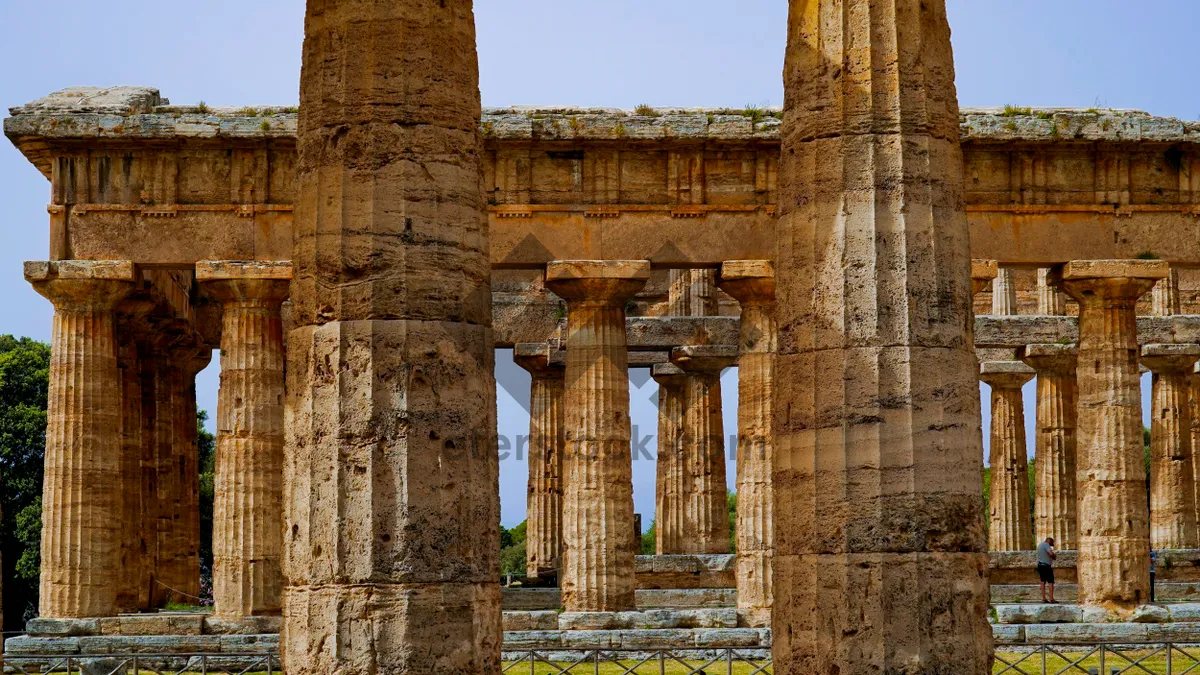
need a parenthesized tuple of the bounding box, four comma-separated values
(2, 0, 1196, 526)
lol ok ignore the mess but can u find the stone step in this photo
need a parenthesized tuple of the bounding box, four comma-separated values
(994, 602, 1200, 625)
(992, 583, 1200, 604)
(993, 622, 1200, 645)
(24, 615, 282, 638)
(502, 587, 736, 611)
(502, 627, 771, 651)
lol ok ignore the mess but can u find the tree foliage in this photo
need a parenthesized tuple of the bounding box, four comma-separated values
(0, 336, 50, 630)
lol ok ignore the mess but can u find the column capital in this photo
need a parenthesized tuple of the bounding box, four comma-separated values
(545, 260, 650, 304)
(1141, 343, 1200, 374)
(197, 261, 292, 306)
(717, 260, 775, 305)
(651, 363, 688, 388)
(1054, 260, 1169, 304)
(26, 260, 136, 311)
(513, 343, 565, 377)
(971, 259, 999, 297)
(1019, 343, 1078, 375)
(670, 345, 738, 373)
(980, 361, 1035, 390)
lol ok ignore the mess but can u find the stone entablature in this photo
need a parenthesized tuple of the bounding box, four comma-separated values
(9, 87, 1200, 269)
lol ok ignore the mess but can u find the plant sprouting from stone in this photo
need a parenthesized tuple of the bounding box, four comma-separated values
(634, 104, 660, 118)
(195, 101, 210, 114)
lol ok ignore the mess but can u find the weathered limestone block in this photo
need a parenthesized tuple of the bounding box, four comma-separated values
(992, 267, 1018, 316)
(994, 604, 1084, 625)
(717, 260, 775, 629)
(773, 1, 993, 671)
(1019, 344, 1079, 549)
(545, 260, 649, 612)
(972, 259, 999, 296)
(512, 343, 566, 579)
(1141, 343, 1200, 550)
(198, 261, 291, 617)
(651, 363, 688, 555)
(1037, 268, 1067, 315)
(283, 0, 502, 672)
(981, 361, 1036, 551)
(670, 345, 736, 555)
(26, 260, 136, 618)
(1058, 259, 1168, 609)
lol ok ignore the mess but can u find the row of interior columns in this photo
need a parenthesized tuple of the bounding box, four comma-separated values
(27, 260, 289, 619)
(980, 261, 1198, 607)
(515, 260, 776, 625)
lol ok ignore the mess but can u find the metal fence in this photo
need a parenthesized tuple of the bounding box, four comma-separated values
(1, 652, 280, 675)
(501, 648, 773, 674)
(995, 643, 1200, 675)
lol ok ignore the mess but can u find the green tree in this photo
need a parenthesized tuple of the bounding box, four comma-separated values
(197, 410, 216, 600)
(728, 490, 738, 553)
(500, 520, 528, 577)
(0, 336, 51, 630)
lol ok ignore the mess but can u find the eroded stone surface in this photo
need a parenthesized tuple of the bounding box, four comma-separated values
(981, 362, 1037, 552)
(513, 345, 566, 580)
(1141, 344, 1200, 550)
(1020, 344, 1080, 549)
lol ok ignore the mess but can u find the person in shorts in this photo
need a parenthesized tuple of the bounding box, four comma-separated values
(1037, 537, 1057, 603)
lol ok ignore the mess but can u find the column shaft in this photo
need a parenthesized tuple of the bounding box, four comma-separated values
(137, 346, 158, 610)
(1020, 345, 1079, 550)
(1141, 345, 1200, 550)
(546, 260, 649, 612)
(513, 348, 565, 579)
(719, 262, 776, 629)
(668, 269, 717, 317)
(1152, 268, 1180, 317)
(1038, 268, 1067, 316)
(992, 267, 1018, 316)
(28, 261, 135, 618)
(116, 341, 143, 612)
(1060, 260, 1166, 608)
(652, 366, 687, 554)
(981, 364, 1036, 552)
(774, 1, 992, 670)
(285, 1, 501, 670)
(180, 353, 208, 601)
(203, 270, 290, 617)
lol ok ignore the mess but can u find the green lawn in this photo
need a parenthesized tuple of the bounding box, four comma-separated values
(995, 648, 1200, 674)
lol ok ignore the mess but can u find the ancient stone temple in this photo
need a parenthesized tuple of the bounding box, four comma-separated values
(7, 0, 1200, 669)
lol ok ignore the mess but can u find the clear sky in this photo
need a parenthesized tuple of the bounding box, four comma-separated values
(2, 1, 1196, 526)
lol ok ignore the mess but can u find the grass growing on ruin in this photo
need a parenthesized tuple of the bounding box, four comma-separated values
(1001, 104, 1033, 117)
(634, 104, 661, 117)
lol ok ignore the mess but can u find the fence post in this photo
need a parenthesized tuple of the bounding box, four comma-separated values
(594, 650, 600, 675)
(660, 650, 666, 675)
(727, 648, 734, 675)
(1168, 642, 1173, 675)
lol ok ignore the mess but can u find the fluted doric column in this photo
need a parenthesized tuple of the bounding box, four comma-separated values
(1019, 343, 1079, 550)
(1192, 364, 1200, 532)
(992, 267, 1018, 316)
(774, 1, 992, 670)
(718, 260, 776, 628)
(651, 363, 688, 555)
(671, 345, 737, 554)
(27, 260, 135, 618)
(545, 260, 649, 612)
(1038, 268, 1067, 316)
(668, 269, 718, 317)
(1153, 267, 1180, 317)
(1058, 259, 1167, 609)
(182, 350, 211, 601)
(198, 261, 291, 617)
(980, 361, 1036, 551)
(1141, 343, 1200, 550)
(513, 343, 566, 580)
(284, 0, 501, 671)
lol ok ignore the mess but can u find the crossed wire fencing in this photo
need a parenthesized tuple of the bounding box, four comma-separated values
(994, 643, 1200, 675)
(0, 652, 279, 675)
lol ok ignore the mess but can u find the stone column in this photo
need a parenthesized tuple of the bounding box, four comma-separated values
(1019, 344, 1079, 550)
(718, 260, 776, 629)
(774, 1, 993, 670)
(1192, 363, 1200, 533)
(1141, 343, 1200, 550)
(137, 342, 158, 610)
(285, 0, 501, 670)
(180, 350, 211, 601)
(1153, 267, 1180, 317)
(116, 339, 144, 612)
(992, 267, 1018, 316)
(26, 260, 135, 618)
(671, 345, 736, 554)
(198, 261, 291, 617)
(1038, 268, 1067, 315)
(668, 269, 718, 317)
(513, 343, 566, 580)
(1058, 259, 1167, 609)
(980, 361, 1036, 552)
(651, 363, 688, 555)
(545, 260, 649, 612)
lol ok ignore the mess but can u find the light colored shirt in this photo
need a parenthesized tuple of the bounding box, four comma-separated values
(1037, 541, 1055, 566)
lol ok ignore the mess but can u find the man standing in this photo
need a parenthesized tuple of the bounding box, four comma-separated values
(1037, 537, 1058, 603)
